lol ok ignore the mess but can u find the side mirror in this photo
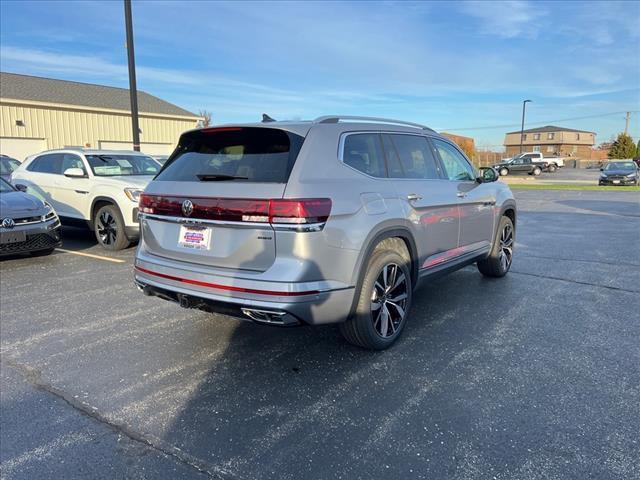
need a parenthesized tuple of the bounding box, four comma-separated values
(15, 183, 28, 192)
(64, 167, 86, 178)
(599, 168, 603, 171)
(477, 167, 498, 183)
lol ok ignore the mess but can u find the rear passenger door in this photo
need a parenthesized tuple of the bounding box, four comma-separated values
(381, 133, 460, 267)
(430, 138, 494, 252)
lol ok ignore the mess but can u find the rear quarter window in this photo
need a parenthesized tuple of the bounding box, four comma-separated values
(156, 127, 304, 183)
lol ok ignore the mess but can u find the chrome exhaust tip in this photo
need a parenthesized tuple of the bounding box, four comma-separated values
(241, 308, 299, 326)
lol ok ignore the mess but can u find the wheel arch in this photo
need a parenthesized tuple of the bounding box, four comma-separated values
(90, 196, 119, 231)
(347, 225, 419, 322)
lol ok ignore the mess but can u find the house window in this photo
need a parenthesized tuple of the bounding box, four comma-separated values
(533, 146, 541, 152)
(546, 145, 555, 153)
(547, 133, 555, 140)
(533, 133, 540, 140)
(521, 134, 527, 141)
(576, 133, 580, 140)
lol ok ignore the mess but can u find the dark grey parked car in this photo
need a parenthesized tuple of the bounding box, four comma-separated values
(0, 177, 62, 257)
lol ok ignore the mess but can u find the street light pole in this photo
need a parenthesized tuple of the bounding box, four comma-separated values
(520, 99, 531, 154)
(124, 0, 140, 152)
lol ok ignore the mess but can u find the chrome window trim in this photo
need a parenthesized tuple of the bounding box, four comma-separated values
(139, 213, 325, 232)
(338, 131, 447, 182)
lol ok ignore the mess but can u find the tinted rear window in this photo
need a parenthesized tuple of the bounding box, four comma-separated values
(156, 128, 304, 183)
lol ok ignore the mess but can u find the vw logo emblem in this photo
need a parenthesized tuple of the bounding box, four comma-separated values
(182, 200, 194, 217)
(1, 218, 15, 229)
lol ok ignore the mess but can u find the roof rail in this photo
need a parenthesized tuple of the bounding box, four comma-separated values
(314, 115, 434, 132)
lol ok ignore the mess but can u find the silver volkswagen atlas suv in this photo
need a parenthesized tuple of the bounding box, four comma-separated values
(134, 116, 516, 350)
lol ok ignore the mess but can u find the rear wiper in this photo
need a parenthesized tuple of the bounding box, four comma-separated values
(196, 174, 249, 181)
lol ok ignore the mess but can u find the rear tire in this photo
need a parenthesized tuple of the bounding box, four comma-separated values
(340, 240, 412, 350)
(94, 204, 130, 251)
(548, 164, 557, 173)
(477, 216, 514, 278)
(499, 168, 509, 176)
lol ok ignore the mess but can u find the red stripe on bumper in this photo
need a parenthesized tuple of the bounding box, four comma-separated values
(134, 266, 320, 297)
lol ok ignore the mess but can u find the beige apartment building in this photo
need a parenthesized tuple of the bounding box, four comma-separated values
(0, 72, 201, 161)
(504, 125, 595, 158)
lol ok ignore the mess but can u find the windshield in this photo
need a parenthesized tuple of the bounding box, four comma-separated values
(0, 157, 20, 175)
(0, 177, 15, 193)
(85, 154, 160, 176)
(604, 161, 635, 171)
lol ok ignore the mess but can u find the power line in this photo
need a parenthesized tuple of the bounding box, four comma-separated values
(442, 110, 639, 131)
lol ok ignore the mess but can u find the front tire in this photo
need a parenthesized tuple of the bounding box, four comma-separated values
(94, 204, 130, 251)
(477, 216, 514, 278)
(340, 242, 412, 350)
(532, 167, 542, 176)
(499, 168, 509, 176)
(548, 164, 557, 173)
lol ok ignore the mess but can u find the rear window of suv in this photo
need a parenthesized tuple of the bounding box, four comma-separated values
(156, 127, 305, 183)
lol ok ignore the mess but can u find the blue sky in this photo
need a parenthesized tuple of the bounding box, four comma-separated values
(1, 0, 638, 149)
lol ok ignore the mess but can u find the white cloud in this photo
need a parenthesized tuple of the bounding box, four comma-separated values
(460, 0, 547, 38)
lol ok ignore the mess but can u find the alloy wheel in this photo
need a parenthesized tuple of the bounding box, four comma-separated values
(98, 211, 118, 245)
(370, 263, 408, 338)
(499, 223, 514, 271)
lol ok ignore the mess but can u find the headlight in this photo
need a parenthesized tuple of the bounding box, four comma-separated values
(626, 173, 636, 178)
(600, 173, 607, 178)
(124, 188, 143, 202)
(42, 202, 57, 220)
(43, 201, 52, 211)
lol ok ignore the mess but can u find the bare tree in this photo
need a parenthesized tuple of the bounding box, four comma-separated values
(198, 110, 212, 127)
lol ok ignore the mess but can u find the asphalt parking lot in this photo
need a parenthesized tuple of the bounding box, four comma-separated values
(1, 189, 639, 480)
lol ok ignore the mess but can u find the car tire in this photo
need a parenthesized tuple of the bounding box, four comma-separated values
(477, 215, 514, 278)
(94, 204, 130, 251)
(340, 239, 413, 350)
(532, 167, 542, 176)
(548, 164, 557, 173)
(30, 247, 55, 257)
(499, 168, 509, 176)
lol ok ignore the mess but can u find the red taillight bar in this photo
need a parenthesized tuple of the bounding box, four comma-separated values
(139, 194, 331, 225)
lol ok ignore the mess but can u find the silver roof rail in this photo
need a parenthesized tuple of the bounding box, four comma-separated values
(314, 115, 435, 132)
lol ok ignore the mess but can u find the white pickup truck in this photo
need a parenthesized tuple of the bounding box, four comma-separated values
(503, 152, 565, 172)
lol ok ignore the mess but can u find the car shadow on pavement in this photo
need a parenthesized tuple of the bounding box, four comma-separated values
(156, 267, 507, 479)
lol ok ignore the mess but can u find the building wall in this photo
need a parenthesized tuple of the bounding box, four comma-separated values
(504, 130, 595, 158)
(0, 99, 199, 159)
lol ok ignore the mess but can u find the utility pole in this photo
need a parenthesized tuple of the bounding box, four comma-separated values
(624, 111, 630, 135)
(519, 99, 532, 154)
(124, 0, 140, 151)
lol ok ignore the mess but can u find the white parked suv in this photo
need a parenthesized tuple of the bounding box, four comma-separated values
(11, 149, 161, 250)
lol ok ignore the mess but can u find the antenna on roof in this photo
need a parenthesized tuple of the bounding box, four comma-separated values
(262, 113, 276, 123)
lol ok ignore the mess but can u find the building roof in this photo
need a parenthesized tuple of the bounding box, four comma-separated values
(506, 125, 594, 135)
(0, 72, 198, 118)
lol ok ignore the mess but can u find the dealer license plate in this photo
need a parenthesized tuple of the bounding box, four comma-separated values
(178, 225, 211, 250)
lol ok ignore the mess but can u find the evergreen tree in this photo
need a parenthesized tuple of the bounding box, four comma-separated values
(608, 133, 636, 159)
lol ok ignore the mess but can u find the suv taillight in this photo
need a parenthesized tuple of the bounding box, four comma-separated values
(139, 195, 331, 226)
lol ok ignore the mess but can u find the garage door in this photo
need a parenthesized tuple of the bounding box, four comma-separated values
(99, 141, 174, 156)
(0, 137, 47, 162)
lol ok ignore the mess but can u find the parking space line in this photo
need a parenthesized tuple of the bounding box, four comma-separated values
(56, 248, 126, 264)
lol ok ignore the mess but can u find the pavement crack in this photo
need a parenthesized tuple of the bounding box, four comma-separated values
(2, 358, 239, 480)
(510, 270, 639, 294)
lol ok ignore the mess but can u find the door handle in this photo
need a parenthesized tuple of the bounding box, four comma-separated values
(457, 192, 466, 198)
(407, 193, 423, 202)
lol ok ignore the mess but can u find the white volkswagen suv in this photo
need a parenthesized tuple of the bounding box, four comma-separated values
(12, 149, 161, 250)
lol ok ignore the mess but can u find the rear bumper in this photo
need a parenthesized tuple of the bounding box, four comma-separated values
(133, 257, 355, 326)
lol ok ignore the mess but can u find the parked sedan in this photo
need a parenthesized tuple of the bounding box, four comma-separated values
(0, 154, 21, 182)
(598, 161, 639, 186)
(493, 156, 546, 176)
(0, 177, 62, 257)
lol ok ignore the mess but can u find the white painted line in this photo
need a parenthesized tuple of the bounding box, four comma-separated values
(56, 248, 126, 264)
